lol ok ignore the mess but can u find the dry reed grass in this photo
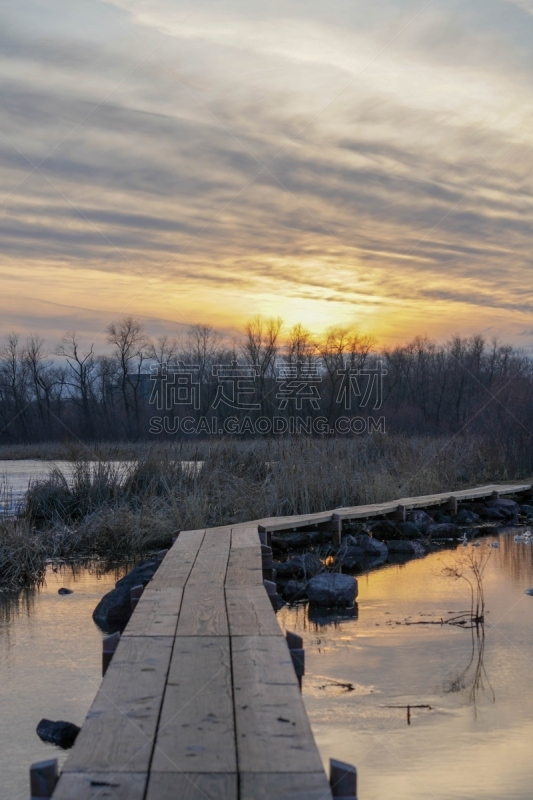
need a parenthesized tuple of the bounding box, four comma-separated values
(0, 433, 528, 589)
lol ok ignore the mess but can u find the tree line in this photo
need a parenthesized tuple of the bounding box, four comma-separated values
(0, 316, 532, 452)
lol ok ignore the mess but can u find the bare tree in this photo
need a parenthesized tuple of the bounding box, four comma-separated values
(55, 332, 97, 438)
(242, 316, 283, 412)
(106, 317, 149, 435)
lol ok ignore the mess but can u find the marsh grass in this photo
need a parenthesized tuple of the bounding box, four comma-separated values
(0, 433, 528, 589)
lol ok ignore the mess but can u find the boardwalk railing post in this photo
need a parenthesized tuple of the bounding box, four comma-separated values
(332, 515, 342, 548)
(393, 504, 406, 521)
(130, 584, 143, 612)
(263, 578, 280, 610)
(330, 758, 357, 799)
(286, 630, 305, 690)
(261, 544, 273, 582)
(102, 631, 120, 676)
(445, 496, 458, 515)
(258, 526, 272, 548)
(30, 758, 58, 799)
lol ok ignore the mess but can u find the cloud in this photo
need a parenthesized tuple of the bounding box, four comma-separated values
(0, 0, 532, 346)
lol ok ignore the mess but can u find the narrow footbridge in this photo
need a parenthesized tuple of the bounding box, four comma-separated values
(32, 482, 532, 800)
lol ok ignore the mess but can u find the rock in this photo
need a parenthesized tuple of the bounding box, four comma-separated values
(271, 536, 289, 552)
(406, 510, 434, 532)
(282, 580, 307, 601)
(337, 545, 365, 571)
(290, 552, 323, 577)
(456, 509, 480, 525)
(396, 521, 424, 539)
(368, 520, 399, 540)
(433, 511, 452, 524)
(308, 530, 333, 545)
(520, 505, 533, 518)
(426, 523, 459, 538)
(477, 506, 508, 521)
(487, 498, 519, 510)
(307, 573, 358, 607)
(37, 719, 80, 749)
(386, 540, 425, 556)
(352, 534, 388, 558)
(273, 560, 296, 578)
(93, 560, 159, 631)
(284, 532, 310, 549)
(57, 588, 73, 595)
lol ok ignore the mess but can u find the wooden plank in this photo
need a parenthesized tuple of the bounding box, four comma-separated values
(176, 528, 231, 635)
(225, 545, 263, 587)
(62, 636, 173, 774)
(233, 637, 324, 774)
(185, 528, 231, 586)
(331, 483, 533, 522)
(232, 636, 298, 686)
(231, 526, 260, 547)
(122, 587, 183, 638)
(150, 637, 236, 774)
(240, 772, 332, 800)
(176, 585, 229, 636)
(146, 773, 238, 800)
(226, 587, 282, 637)
(150, 530, 205, 589)
(258, 512, 333, 533)
(52, 773, 146, 800)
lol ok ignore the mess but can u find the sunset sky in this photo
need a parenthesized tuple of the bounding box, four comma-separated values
(2, 0, 533, 349)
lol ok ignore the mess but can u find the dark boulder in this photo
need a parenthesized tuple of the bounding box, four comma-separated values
(352, 534, 388, 559)
(433, 511, 452, 524)
(93, 560, 159, 631)
(284, 532, 310, 549)
(308, 530, 333, 545)
(368, 520, 399, 540)
(426, 523, 459, 538)
(406, 510, 434, 532)
(273, 560, 296, 578)
(456, 509, 480, 525)
(37, 719, 80, 749)
(387, 540, 425, 556)
(337, 545, 365, 571)
(520, 505, 533, 518)
(271, 536, 289, 552)
(307, 573, 358, 607)
(487, 498, 519, 510)
(477, 506, 508, 521)
(57, 588, 73, 595)
(282, 580, 307, 602)
(290, 552, 323, 577)
(396, 521, 423, 539)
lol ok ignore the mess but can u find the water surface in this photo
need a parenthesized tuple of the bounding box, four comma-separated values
(278, 529, 533, 800)
(0, 565, 126, 800)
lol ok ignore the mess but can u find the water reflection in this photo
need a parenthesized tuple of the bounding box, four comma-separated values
(278, 528, 533, 800)
(443, 625, 495, 716)
(0, 561, 129, 798)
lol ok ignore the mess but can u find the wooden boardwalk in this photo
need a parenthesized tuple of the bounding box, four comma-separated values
(41, 480, 532, 800)
(50, 526, 333, 800)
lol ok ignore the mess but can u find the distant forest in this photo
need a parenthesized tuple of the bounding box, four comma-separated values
(0, 315, 531, 456)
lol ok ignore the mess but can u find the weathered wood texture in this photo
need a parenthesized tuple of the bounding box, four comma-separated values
(53, 480, 532, 800)
(51, 773, 146, 800)
(226, 586, 282, 636)
(151, 636, 236, 773)
(63, 636, 174, 774)
(146, 773, 238, 800)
